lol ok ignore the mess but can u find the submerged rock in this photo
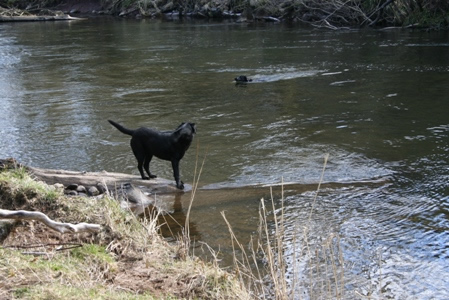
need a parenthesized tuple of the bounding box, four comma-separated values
(117, 183, 154, 207)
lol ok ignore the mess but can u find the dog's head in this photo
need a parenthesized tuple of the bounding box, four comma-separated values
(234, 75, 252, 82)
(175, 122, 196, 138)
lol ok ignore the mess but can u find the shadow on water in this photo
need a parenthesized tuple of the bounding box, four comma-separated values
(135, 193, 201, 241)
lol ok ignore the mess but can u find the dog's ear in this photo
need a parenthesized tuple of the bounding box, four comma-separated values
(190, 123, 196, 134)
(174, 122, 195, 136)
(174, 123, 186, 132)
(177, 122, 196, 134)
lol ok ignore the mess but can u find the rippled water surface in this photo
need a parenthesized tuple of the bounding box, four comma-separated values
(1, 19, 448, 298)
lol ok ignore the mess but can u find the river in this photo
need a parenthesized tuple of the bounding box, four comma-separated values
(1, 18, 448, 299)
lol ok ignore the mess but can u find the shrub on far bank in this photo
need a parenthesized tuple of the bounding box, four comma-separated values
(1, 0, 448, 29)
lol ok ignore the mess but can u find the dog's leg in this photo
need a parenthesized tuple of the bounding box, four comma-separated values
(131, 140, 150, 180)
(171, 160, 184, 190)
(144, 155, 157, 179)
(137, 159, 149, 180)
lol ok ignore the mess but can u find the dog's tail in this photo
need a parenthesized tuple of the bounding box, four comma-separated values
(108, 120, 135, 136)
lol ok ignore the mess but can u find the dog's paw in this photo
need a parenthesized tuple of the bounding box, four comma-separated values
(176, 181, 184, 190)
(149, 174, 157, 179)
(142, 176, 150, 180)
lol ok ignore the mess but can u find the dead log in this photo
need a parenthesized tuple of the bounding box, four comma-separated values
(0, 209, 101, 234)
(0, 15, 86, 22)
(28, 166, 188, 194)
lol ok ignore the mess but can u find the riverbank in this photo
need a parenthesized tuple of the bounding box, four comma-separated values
(1, 0, 448, 29)
(0, 162, 250, 299)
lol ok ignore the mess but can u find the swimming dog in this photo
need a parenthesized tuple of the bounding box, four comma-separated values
(108, 120, 196, 190)
(234, 75, 253, 83)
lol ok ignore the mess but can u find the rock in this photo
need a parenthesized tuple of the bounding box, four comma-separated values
(118, 183, 154, 207)
(53, 183, 64, 190)
(65, 190, 78, 196)
(87, 186, 100, 196)
(66, 184, 78, 190)
(96, 182, 107, 194)
(76, 185, 87, 193)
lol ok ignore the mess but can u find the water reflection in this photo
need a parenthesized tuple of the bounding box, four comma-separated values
(135, 193, 200, 241)
(1, 19, 448, 298)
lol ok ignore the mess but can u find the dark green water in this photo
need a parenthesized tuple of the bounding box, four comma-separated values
(1, 18, 448, 298)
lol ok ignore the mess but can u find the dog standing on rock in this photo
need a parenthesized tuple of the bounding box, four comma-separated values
(108, 120, 196, 190)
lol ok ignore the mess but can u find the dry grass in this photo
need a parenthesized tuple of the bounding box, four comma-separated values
(0, 165, 250, 300)
(221, 153, 345, 300)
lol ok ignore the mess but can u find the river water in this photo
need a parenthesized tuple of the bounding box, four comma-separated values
(1, 18, 448, 298)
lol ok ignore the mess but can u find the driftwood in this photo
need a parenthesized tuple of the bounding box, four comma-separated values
(28, 166, 187, 194)
(0, 15, 86, 22)
(0, 209, 101, 234)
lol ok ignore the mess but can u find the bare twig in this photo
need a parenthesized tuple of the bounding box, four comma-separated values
(0, 209, 101, 234)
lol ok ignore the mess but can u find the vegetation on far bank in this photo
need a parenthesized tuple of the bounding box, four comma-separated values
(1, 0, 449, 29)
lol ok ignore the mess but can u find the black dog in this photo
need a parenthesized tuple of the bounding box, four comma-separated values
(234, 75, 253, 83)
(108, 120, 196, 190)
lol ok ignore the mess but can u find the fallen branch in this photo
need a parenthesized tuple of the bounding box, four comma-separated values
(0, 15, 86, 22)
(0, 209, 101, 234)
(27, 165, 182, 194)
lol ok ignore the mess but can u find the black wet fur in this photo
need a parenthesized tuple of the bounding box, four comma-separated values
(108, 120, 196, 190)
(234, 75, 252, 83)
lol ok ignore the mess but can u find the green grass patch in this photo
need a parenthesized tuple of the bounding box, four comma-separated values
(70, 244, 115, 264)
